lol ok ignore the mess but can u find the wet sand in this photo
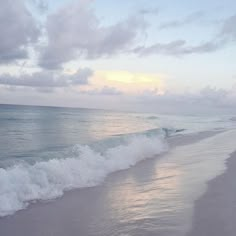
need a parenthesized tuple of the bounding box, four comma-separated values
(0, 131, 225, 236)
(187, 151, 236, 236)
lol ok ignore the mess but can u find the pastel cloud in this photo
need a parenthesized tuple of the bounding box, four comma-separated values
(2, 85, 235, 115)
(220, 14, 236, 42)
(133, 40, 222, 56)
(0, 0, 235, 115)
(37, 2, 236, 68)
(0, 0, 40, 63)
(134, 86, 236, 114)
(0, 68, 93, 89)
(1, 0, 235, 68)
(159, 11, 204, 29)
(39, 0, 147, 69)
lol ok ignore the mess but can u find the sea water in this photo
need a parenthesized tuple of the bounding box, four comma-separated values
(0, 104, 235, 220)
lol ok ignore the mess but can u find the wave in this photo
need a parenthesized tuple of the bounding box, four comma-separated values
(0, 130, 168, 217)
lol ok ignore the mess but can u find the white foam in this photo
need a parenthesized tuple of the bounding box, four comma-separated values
(0, 134, 167, 217)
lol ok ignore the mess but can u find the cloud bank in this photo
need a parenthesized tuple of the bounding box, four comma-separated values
(0, 1, 235, 115)
(0, 68, 93, 88)
(1, 1, 235, 67)
(1, 83, 236, 115)
(132, 86, 236, 114)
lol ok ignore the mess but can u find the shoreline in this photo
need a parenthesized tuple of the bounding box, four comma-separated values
(0, 130, 227, 236)
(187, 151, 236, 236)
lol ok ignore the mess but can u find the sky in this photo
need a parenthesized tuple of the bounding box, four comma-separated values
(0, 0, 236, 114)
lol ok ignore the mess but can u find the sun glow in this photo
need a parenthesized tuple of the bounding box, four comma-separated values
(89, 70, 166, 95)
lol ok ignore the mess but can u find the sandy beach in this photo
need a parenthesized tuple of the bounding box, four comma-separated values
(187, 151, 236, 236)
(1, 130, 233, 236)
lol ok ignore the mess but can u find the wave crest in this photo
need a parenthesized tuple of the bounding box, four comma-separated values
(0, 133, 168, 217)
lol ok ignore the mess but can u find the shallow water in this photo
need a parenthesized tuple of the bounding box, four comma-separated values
(83, 130, 236, 236)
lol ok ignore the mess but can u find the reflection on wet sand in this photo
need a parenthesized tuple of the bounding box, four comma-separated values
(106, 158, 183, 232)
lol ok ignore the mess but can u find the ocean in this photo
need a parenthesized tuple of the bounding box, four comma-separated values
(0, 104, 236, 235)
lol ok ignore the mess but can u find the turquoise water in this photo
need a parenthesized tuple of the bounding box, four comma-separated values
(0, 105, 156, 166)
(0, 104, 232, 165)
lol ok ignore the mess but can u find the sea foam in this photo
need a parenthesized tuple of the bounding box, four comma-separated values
(0, 132, 168, 217)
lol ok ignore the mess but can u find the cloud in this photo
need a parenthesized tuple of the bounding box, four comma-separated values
(1, 1, 235, 70)
(220, 14, 236, 42)
(69, 68, 93, 85)
(0, 68, 93, 89)
(39, 0, 147, 69)
(0, 72, 65, 88)
(37, 3, 236, 67)
(138, 7, 159, 15)
(0, 0, 40, 63)
(1, 82, 236, 114)
(79, 86, 123, 96)
(31, 0, 48, 13)
(81, 86, 123, 96)
(133, 86, 236, 114)
(133, 39, 221, 56)
(133, 13, 236, 57)
(159, 11, 204, 29)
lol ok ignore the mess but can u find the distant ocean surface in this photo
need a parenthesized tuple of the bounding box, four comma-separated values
(0, 104, 236, 218)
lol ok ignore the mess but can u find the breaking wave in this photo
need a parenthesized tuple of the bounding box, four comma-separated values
(0, 129, 168, 217)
